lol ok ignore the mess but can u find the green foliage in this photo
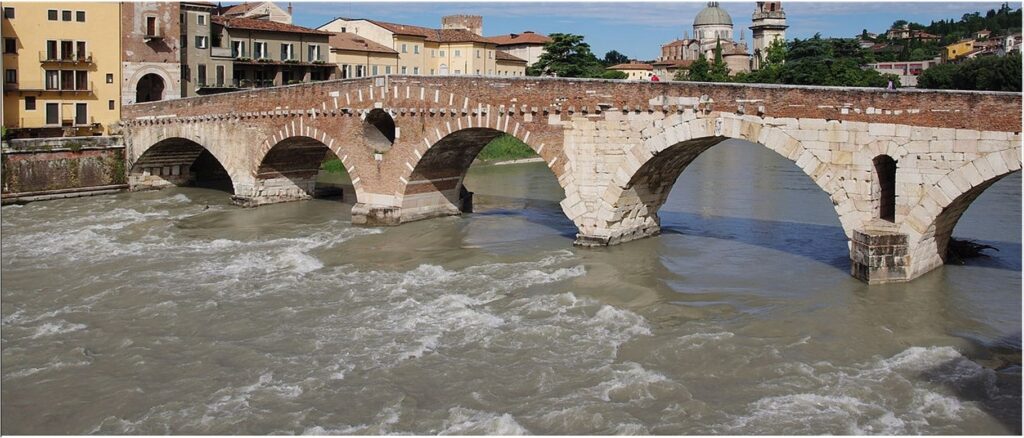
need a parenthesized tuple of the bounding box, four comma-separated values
(775, 35, 898, 87)
(476, 135, 538, 162)
(528, 33, 604, 78)
(734, 38, 787, 84)
(602, 50, 629, 66)
(685, 53, 711, 81)
(67, 142, 83, 152)
(917, 53, 1022, 91)
(709, 40, 730, 81)
(320, 158, 348, 175)
(599, 70, 628, 79)
(105, 154, 126, 185)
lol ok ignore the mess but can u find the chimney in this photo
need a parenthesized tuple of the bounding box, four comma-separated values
(288, 2, 293, 16)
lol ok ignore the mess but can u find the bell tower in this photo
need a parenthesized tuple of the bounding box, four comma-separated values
(750, 1, 787, 70)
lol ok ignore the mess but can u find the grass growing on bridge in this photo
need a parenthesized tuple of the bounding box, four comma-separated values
(320, 135, 538, 175)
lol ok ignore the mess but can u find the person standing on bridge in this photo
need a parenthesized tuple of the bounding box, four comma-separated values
(651, 74, 660, 82)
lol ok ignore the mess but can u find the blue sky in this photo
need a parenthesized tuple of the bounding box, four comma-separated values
(288, 1, 1012, 60)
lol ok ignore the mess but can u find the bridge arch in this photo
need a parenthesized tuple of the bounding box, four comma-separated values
(900, 151, 1022, 278)
(396, 126, 572, 226)
(586, 115, 852, 246)
(129, 136, 236, 194)
(243, 132, 368, 207)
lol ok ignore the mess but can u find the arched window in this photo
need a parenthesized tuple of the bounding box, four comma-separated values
(873, 155, 897, 221)
(136, 73, 165, 103)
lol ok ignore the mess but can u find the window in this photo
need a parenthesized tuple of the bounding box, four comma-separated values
(108, 100, 114, 110)
(280, 43, 293, 60)
(430, 69, 434, 75)
(401, 66, 407, 74)
(232, 41, 246, 58)
(197, 64, 206, 86)
(488, 51, 493, 59)
(356, 65, 364, 77)
(439, 50, 445, 56)
(46, 103, 59, 125)
(106, 73, 113, 83)
(873, 155, 897, 222)
(413, 45, 419, 54)
(341, 64, 350, 79)
(475, 69, 480, 75)
(61, 10, 71, 21)
(371, 65, 378, 75)
(26, 96, 36, 110)
(60, 70, 74, 90)
(307, 44, 320, 62)
(340, 27, 346, 33)
(476, 49, 480, 58)
(385, 65, 391, 74)
(48, 9, 57, 20)
(75, 70, 87, 90)
(4, 69, 15, 84)
(3, 7, 13, 19)
(254, 42, 267, 59)
(197, 14, 206, 25)
(76, 41, 86, 59)
(75, 103, 87, 125)
(146, 16, 157, 36)
(75, 10, 85, 22)
(45, 70, 58, 89)
(3, 38, 15, 54)
(413, 67, 419, 75)
(216, 65, 224, 86)
(60, 40, 73, 60)
(431, 49, 436, 57)
(195, 36, 208, 49)
(401, 43, 407, 53)
(454, 49, 461, 57)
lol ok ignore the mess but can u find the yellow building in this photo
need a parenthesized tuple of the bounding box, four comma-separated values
(318, 15, 527, 77)
(608, 62, 654, 80)
(329, 32, 400, 77)
(944, 39, 976, 62)
(2, 2, 122, 136)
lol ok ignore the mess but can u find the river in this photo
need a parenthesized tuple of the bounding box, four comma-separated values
(2, 140, 1020, 434)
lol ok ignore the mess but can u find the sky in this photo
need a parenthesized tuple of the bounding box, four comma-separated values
(288, 1, 1012, 60)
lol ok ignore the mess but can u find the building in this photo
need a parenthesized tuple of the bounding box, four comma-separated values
(217, 2, 292, 24)
(654, 2, 770, 78)
(867, 59, 941, 87)
(210, 16, 334, 89)
(329, 32, 399, 78)
(652, 59, 693, 79)
(975, 29, 991, 40)
(944, 39, 975, 62)
(607, 61, 653, 80)
(180, 1, 234, 96)
(3, 3, 123, 137)
(749, 1, 787, 70)
(486, 31, 550, 67)
(121, 2, 183, 105)
(317, 15, 527, 77)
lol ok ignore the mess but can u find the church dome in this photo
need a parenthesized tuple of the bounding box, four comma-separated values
(693, 2, 733, 26)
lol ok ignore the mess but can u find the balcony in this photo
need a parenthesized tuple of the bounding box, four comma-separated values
(39, 51, 93, 64)
(8, 81, 94, 94)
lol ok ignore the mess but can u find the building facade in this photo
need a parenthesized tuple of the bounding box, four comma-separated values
(121, 2, 183, 105)
(486, 31, 550, 67)
(210, 16, 334, 89)
(867, 59, 941, 87)
(608, 62, 654, 80)
(217, 1, 292, 25)
(749, 1, 787, 70)
(329, 32, 399, 78)
(3, 2, 123, 137)
(317, 15, 527, 77)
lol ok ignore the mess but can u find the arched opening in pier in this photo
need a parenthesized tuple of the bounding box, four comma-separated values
(256, 136, 356, 207)
(401, 127, 572, 240)
(135, 73, 165, 103)
(362, 108, 396, 152)
(130, 137, 234, 193)
(873, 154, 897, 222)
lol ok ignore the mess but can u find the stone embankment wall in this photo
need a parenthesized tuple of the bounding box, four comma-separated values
(2, 136, 127, 203)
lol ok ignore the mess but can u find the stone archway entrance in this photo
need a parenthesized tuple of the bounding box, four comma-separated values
(136, 73, 165, 103)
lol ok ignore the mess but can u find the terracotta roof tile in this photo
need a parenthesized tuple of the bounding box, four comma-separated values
(495, 50, 527, 63)
(219, 2, 263, 16)
(652, 59, 694, 68)
(336, 18, 493, 43)
(486, 31, 551, 46)
(329, 32, 399, 54)
(212, 16, 332, 36)
(609, 62, 653, 70)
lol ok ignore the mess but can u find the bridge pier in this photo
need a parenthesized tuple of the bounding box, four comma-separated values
(849, 227, 911, 284)
(352, 186, 474, 226)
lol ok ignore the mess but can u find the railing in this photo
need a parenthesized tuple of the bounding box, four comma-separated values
(39, 51, 93, 63)
(14, 81, 95, 93)
(233, 78, 276, 88)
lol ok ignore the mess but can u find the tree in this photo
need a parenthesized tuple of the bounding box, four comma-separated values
(709, 39, 730, 81)
(600, 70, 628, 79)
(919, 53, 1022, 91)
(602, 50, 629, 66)
(527, 33, 603, 78)
(685, 53, 711, 81)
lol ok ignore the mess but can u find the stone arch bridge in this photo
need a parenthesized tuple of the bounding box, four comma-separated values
(121, 76, 1022, 284)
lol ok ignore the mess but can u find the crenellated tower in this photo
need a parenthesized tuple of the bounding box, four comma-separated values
(749, 1, 787, 70)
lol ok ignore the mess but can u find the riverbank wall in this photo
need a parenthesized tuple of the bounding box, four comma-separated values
(1, 136, 128, 204)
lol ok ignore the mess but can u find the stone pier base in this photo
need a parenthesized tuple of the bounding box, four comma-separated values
(850, 228, 911, 284)
(574, 223, 661, 247)
(128, 173, 191, 191)
(231, 176, 315, 207)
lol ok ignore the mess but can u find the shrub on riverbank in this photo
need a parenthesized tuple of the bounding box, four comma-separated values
(477, 135, 537, 162)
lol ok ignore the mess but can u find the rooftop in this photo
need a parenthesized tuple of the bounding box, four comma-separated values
(486, 31, 552, 46)
(335, 17, 492, 44)
(495, 50, 527, 63)
(329, 32, 399, 54)
(212, 16, 332, 36)
(609, 62, 653, 70)
(694, 1, 733, 27)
